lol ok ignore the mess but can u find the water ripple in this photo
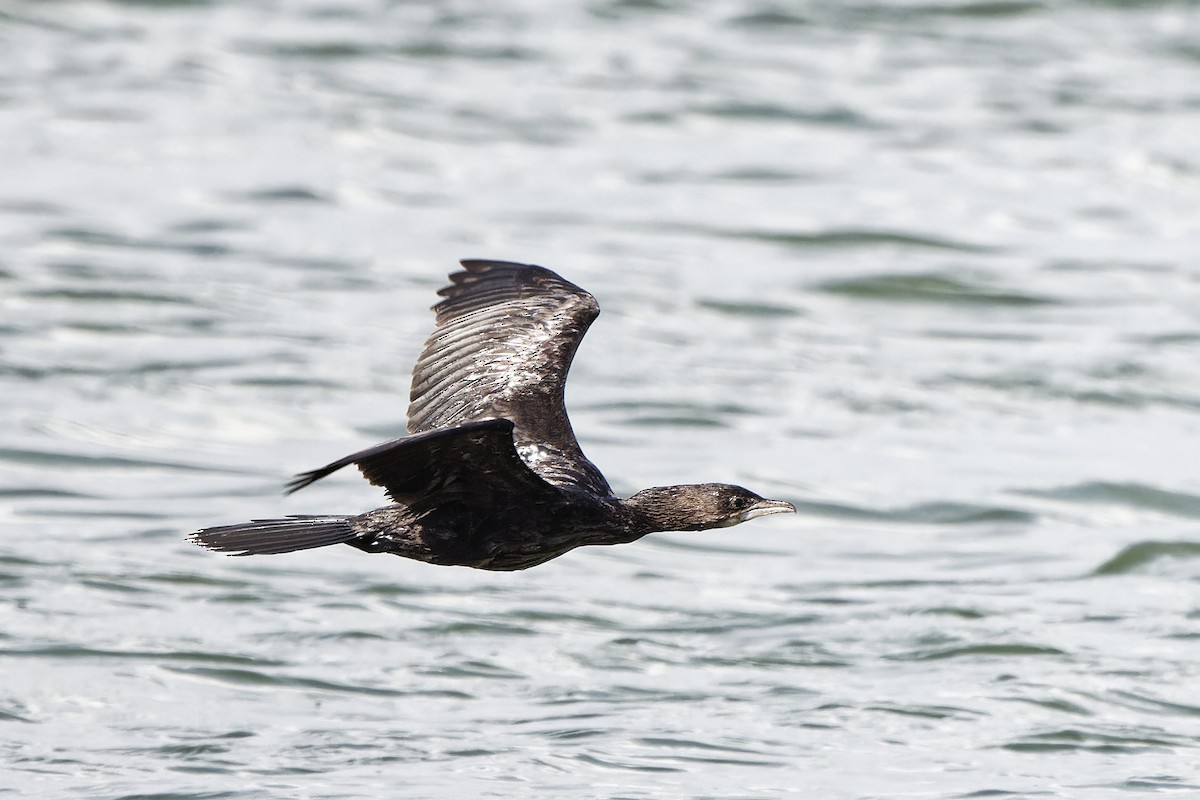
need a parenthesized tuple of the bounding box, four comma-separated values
(818, 273, 1056, 306)
(1024, 481, 1200, 519)
(893, 643, 1068, 661)
(1000, 727, 1187, 754)
(1092, 541, 1200, 576)
(165, 666, 469, 699)
(793, 498, 1035, 525)
(717, 227, 998, 253)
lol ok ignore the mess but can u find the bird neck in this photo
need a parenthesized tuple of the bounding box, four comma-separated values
(620, 486, 714, 534)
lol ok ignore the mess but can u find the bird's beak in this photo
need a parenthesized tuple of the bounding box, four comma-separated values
(739, 499, 796, 522)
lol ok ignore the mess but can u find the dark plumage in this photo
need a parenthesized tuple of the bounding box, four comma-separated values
(191, 260, 794, 570)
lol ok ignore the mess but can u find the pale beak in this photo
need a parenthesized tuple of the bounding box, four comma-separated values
(739, 499, 796, 522)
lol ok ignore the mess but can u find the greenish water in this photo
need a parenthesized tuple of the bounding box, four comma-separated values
(2, 1, 1200, 798)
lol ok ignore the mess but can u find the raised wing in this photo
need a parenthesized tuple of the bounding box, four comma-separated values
(407, 259, 612, 497)
(285, 419, 563, 512)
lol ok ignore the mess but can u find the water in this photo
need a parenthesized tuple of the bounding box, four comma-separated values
(3, 0, 1200, 797)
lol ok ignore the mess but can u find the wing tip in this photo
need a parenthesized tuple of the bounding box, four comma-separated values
(436, 259, 541, 299)
(283, 471, 319, 495)
(458, 258, 536, 271)
(435, 259, 596, 312)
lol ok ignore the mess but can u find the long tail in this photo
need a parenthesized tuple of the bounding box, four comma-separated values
(190, 515, 357, 556)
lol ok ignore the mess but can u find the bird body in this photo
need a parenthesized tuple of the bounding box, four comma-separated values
(192, 261, 793, 570)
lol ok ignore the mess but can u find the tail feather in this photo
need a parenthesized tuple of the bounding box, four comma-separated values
(190, 515, 357, 556)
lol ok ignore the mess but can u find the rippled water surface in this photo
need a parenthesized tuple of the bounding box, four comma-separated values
(3, 1, 1200, 797)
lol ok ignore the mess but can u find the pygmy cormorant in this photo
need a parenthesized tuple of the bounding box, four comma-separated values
(191, 260, 794, 570)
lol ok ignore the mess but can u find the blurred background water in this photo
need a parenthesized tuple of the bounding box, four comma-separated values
(2, 0, 1200, 797)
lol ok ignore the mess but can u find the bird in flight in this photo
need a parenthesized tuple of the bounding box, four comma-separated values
(191, 260, 794, 570)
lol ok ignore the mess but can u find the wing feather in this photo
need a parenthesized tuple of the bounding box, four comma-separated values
(406, 260, 611, 497)
(286, 419, 562, 508)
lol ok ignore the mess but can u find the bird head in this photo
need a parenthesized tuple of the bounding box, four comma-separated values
(627, 483, 795, 532)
